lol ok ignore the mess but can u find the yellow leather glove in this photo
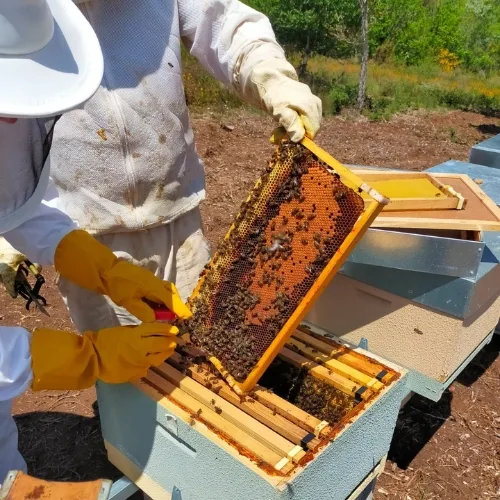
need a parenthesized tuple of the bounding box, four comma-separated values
(31, 323, 179, 391)
(54, 230, 191, 322)
(0, 237, 41, 298)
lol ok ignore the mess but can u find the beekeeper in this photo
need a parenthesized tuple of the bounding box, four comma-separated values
(0, 0, 191, 482)
(0, 0, 323, 334)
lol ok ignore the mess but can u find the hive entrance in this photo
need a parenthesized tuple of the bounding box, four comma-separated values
(184, 138, 386, 392)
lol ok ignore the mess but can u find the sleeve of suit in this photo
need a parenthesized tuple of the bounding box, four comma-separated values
(0, 187, 75, 402)
(0, 326, 33, 402)
(2, 192, 76, 268)
(178, 0, 287, 90)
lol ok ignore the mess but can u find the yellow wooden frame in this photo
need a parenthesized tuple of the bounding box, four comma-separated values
(354, 171, 500, 231)
(187, 132, 389, 394)
(358, 171, 466, 211)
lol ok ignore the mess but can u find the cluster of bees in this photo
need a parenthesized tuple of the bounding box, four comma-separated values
(260, 358, 357, 424)
(183, 141, 364, 382)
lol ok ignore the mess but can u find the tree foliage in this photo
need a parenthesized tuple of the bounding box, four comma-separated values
(247, 0, 360, 61)
(246, 0, 500, 73)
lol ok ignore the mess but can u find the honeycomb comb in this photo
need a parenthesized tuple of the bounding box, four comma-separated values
(185, 131, 389, 394)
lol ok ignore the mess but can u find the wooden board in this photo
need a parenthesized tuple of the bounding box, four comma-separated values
(252, 386, 328, 435)
(389, 227, 482, 242)
(167, 353, 322, 449)
(0, 472, 109, 499)
(354, 172, 500, 231)
(278, 348, 374, 400)
(359, 172, 465, 211)
(177, 344, 328, 436)
(286, 337, 384, 390)
(295, 328, 398, 384)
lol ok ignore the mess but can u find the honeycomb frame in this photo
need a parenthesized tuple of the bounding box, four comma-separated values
(185, 131, 389, 394)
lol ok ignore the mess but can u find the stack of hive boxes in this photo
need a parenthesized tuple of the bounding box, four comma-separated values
(306, 139, 500, 402)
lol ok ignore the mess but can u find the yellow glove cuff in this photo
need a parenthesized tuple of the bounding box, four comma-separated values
(54, 229, 192, 322)
(31, 323, 180, 391)
(54, 229, 117, 295)
(31, 328, 99, 391)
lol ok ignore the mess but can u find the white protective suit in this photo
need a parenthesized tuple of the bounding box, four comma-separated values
(50, 0, 320, 331)
(0, 200, 76, 481)
(0, 118, 77, 482)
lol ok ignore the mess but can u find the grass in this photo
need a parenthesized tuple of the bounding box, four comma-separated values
(181, 48, 500, 120)
(182, 47, 245, 113)
(307, 56, 500, 119)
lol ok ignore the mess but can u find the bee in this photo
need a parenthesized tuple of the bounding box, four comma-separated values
(335, 190, 347, 201)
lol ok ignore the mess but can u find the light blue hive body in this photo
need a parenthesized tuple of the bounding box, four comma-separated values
(469, 134, 500, 170)
(98, 355, 407, 500)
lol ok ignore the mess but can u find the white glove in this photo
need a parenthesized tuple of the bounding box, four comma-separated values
(0, 237, 40, 298)
(240, 57, 322, 142)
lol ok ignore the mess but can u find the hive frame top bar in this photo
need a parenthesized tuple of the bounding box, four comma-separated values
(188, 130, 390, 395)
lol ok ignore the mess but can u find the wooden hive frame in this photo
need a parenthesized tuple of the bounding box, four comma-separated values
(355, 171, 500, 231)
(358, 171, 467, 211)
(188, 134, 389, 395)
(138, 327, 400, 480)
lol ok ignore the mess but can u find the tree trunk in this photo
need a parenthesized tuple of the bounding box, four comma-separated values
(298, 34, 311, 79)
(357, 0, 369, 111)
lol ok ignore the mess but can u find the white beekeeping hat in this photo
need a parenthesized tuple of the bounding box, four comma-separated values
(0, 0, 103, 118)
(0, 0, 103, 233)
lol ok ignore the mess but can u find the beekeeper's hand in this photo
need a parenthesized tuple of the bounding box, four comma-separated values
(31, 322, 179, 390)
(243, 59, 322, 142)
(54, 230, 191, 322)
(0, 237, 42, 298)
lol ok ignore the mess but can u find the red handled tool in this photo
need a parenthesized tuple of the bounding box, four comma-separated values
(143, 299, 177, 322)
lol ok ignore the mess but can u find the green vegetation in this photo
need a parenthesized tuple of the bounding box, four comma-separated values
(248, 0, 500, 74)
(182, 47, 244, 112)
(182, 0, 500, 119)
(304, 57, 500, 119)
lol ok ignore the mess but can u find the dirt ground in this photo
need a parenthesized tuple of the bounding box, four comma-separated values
(2, 109, 499, 499)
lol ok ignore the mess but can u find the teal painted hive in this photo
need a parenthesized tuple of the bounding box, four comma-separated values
(97, 331, 407, 500)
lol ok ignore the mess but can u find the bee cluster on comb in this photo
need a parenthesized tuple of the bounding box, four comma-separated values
(183, 140, 365, 382)
(259, 357, 357, 424)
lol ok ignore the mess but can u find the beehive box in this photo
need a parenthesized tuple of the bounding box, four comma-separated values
(306, 273, 500, 401)
(347, 227, 484, 279)
(97, 329, 407, 500)
(469, 133, 500, 170)
(341, 229, 500, 320)
(354, 170, 500, 232)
